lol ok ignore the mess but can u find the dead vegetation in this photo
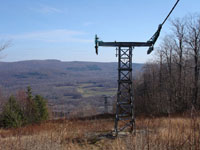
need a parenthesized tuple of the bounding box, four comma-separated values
(0, 114, 200, 150)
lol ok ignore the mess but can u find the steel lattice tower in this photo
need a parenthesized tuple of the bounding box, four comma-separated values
(95, 39, 153, 135)
(94, 0, 180, 136)
(115, 47, 134, 134)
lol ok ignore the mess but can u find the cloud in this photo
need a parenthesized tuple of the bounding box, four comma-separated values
(5, 29, 93, 43)
(32, 4, 62, 14)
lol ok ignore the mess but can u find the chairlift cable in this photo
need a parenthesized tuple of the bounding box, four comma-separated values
(161, 0, 180, 26)
(147, 0, 181, 54)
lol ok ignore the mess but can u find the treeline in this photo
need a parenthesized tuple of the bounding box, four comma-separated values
(0, 87, 49, 128)
(134, 14, 200, 115)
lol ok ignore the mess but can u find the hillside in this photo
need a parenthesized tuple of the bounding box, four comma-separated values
(0, 60, 143, 117)
(0, 116, 199, 150)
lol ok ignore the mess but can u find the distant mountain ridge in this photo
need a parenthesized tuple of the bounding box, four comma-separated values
(0, 59, 144, 83)
(0, 60, 144, 116)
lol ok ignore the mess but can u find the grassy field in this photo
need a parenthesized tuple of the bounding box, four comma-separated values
(77, 83, 117, 98)
(0, 115, 200, 150)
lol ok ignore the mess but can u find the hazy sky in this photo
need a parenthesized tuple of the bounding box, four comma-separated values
(0, 0, 199, 63)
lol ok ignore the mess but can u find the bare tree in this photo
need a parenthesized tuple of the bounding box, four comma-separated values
(170, 18, 188, 111)
(184, 15, 200, 109)
(0, 40, 11, 52)
(134, 14, 200, 115)
(0, 40, 12, 111)
(160, 35, 175, 114)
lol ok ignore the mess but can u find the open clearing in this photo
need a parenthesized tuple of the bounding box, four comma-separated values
(0, 116, 200, 150)
(77, 83, 117, 98)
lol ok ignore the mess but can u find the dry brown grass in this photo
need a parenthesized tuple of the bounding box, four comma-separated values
(0, 116, 200, 150)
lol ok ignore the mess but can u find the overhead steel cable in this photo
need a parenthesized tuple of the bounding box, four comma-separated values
(147, 0, 181, 54)
(161, 0, 180, 26)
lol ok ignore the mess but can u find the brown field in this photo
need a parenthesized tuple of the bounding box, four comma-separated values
(0, 115, 200, 150)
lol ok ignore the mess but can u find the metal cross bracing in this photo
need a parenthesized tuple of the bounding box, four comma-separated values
(115, 47, 134, 134)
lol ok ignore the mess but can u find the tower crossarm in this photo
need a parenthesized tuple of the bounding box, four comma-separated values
(95, 35, 153, 55)
(98, 41, 152, 47)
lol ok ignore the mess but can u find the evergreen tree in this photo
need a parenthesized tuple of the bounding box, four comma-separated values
(34, 95, 49, 122)
(26, 86, 33, 100)
(0, 96, 23, 128)
(0, 87, 49, 128)
(24, 86, 39, 124)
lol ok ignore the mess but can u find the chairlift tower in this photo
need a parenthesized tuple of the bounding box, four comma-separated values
(102, 95, 114, 114)
(95, 39, 153, 135)
(102, 95, 108, 114)
(94, 0, 180, 136)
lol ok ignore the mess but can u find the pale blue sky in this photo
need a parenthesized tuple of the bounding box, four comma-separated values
(0, 0, 199, 63)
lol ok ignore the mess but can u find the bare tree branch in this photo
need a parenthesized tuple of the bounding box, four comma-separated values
(0, 40, 12, 52)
